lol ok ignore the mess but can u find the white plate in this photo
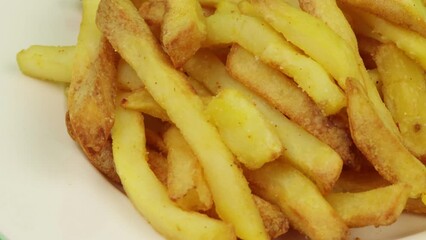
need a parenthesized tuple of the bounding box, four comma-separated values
(0, 1, 424, 239)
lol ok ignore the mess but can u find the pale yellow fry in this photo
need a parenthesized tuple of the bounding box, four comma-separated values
(298, 0, 358, 52)
(375, 44, 426, 163)
(338, 0, 426, 38)
(204, 12, 345, 115)
(327, 184, 409, 227)
(118, 89, 169, 121)
(164, 126, 213, 211)
(249, 0, 362, 91)
(206, 88, 282, 169)
(216, 0, 240, 13)
(162, 0, 206, 67)
(17, 45, 75, 83)
(117, 59, 144, 91)
(184, 50, 343, 194)
(346, 7, 426, 71)
(198, 0, 242, 7)
(346, 79, 426, 198)
(247, 161, 348, 240)
(97, 0, 267, 239)
(111, 107, 234, 240)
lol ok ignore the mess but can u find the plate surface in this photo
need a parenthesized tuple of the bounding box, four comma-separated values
(0, 1, 424, 239)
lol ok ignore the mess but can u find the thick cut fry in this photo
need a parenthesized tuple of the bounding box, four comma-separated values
(111, 107, 234, 240)
(227, 45, 357, 168)
(97, 1, 268, 239)
(68, 0, 117, 181)
(204, 12, 346, 115)
(17, 45, 75, 83)
(118, 89, 169, 121)
(249, 0, 362, 92)
(206, 89, 282, 169)
(198, 0, 242, 8)
(161, 0, 206, 67)
(338, 0, 426, 38)
(346, 79, 426, 198)
(375, 44, 426, 163)
(164, 126, 213, 211)
(247, 161, 348, 240)
(327, 184, 409, 227)
(345, 7, 426, 71)
(117, 59, 144, 91)
(298, 0, 358, 51)
(139, 0, 166, 39)
(253, 195, 289, 239)
(184, 50, 343, 194)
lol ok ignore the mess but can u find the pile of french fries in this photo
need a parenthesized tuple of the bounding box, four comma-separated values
(16, 0, 426, 239)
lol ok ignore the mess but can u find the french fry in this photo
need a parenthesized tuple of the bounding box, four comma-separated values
(253, 195, 289, 239)
(111, 107, 235, 240)
(17, 45, 75, 83)
(298, 0, 358, 51)
(147, 149, 168, 186)
(374, 44, 426, 163)
(248, 0, 363, 92)
(67, 0, 117, 183)
(406, 198, 426, 214)
(344, 7, 426, 70)
(327, 184, 409, 227)
(206, 88, 282, 169)
(246, 161, 348, 240)
(164, 126, 213, 211)
(216, 0, 240, 13)
(118, 89, 169, 121)
(346, 78, 426, 198)
(117, 59, 144, 91)
(198, 0, 242, 8)
(161, 0, 206, 67)
(185, 50, 343, 193)
(227, 45, 357, 168)
(139, 0, 166, 39)
(204, 12, 346, 115)
(96, 0, 268, 238)
(337, 0, 426, 38)
(334, 169, 389, 193)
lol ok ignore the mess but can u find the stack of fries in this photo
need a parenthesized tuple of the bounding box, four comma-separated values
(17, 0, 426, 239)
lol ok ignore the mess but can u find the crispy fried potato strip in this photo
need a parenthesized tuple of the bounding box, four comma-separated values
(111, 107, 234, 240)
(346, 79, 426, 198)
(118, 89, 169, 121)
(253, 195, 289, 239)
(96, 0, 268, 238)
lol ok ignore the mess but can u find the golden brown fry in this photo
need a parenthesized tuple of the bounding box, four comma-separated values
(327, 184, 409, 227)
(227, 45, 357, 168)
(139, 0, 166, 39)
(161, 0, 206, 67)
(111, 107, 235, 240)
(338, 0, 426, 38)
(17, 45, 75, 83)
(253, 195, 289, 239)
(406, 198, 426, 214)
(147, 149, 168, 186)
(97, 0, 267, 238)
(204, 12, 346, 115)
(375, 44, 426, 163)
(185, 50, 343, 194)
(334, 169, 389, 193)
(247, 161, 348, 240)
(346, 78, 426, 198)
(118, 89, 169, 121)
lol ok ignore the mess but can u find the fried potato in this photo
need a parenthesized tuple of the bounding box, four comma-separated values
(327, 184, 409, 227)
(118, 89, 169, 121)
(246, 161, 348, 240)
(406, 198, 426, 214)
(161, 0, 206, 67)
(374, 44, 426, 163)
(334, 169, 389, 193)
(139, 0, 166, 39)
(344, 7, 426, 70)
(164, 126, 213, 211)
(204, 12, 346, 115)
(198, 0, 242, 8)
(206, 88, 282, 169)
(227, 45, 357, 168)
(117, 59, 144, 91)
(111, 107, 235, 240)
(147, 149, 168, 186)
(185, 50, 343, 193)
(253, 195, 289, 239)
(298, 0, 358, 51)
(338, 0, 426, 38)
(248, 0, 363, 92)
(96, 0, 268, 238)
(216, 0, 240, 13)
(17, 45, 75, 83)
(346, 78, 426, 198)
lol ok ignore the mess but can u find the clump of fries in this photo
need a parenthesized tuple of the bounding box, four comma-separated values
(17, 0, 426, 239)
